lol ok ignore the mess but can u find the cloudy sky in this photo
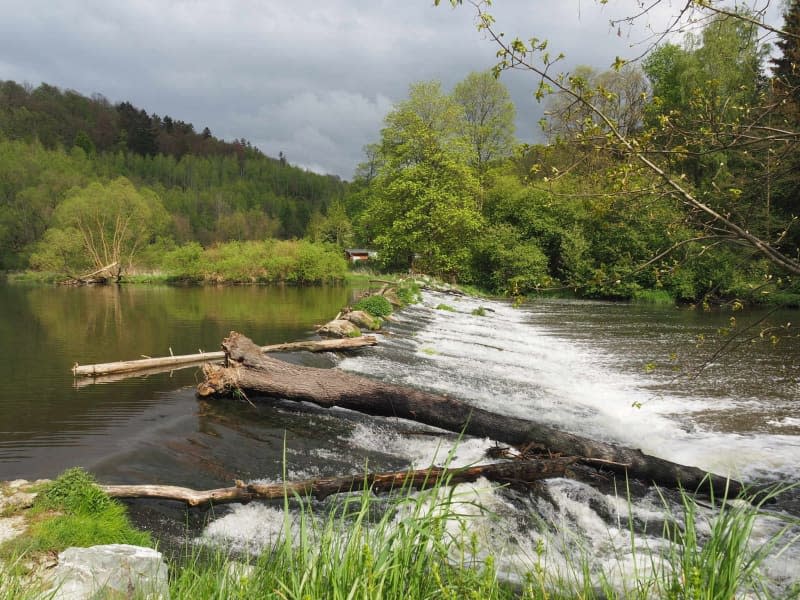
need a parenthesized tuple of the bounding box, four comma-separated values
(0, 0, 784, 179)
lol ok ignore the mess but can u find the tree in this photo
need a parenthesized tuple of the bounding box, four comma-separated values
(361, 81, 482, 279)
(545, 64, 648, 141)
(442, 0, 800, 277)
(307, 200, 354, 248)
(773, 0, 800, 110)
(31, 177, 169, 275)
(766, 0, 800, 251)
(452, 71, 516, 175)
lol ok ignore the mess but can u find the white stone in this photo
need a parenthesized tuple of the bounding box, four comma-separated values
(0, 515, 25, 544)
(47, 544, 169, 600)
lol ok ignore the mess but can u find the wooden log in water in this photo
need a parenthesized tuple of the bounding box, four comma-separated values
(198, 331, 745, 497)
(100, 458, 573, 506)
(72, 336, 378, 378)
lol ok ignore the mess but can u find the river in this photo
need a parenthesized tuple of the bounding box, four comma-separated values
(1, 282, 798, 591)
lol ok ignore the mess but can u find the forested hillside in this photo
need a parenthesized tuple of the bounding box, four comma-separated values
(2, 3, 799, 303)
(0, 81, 346, 273)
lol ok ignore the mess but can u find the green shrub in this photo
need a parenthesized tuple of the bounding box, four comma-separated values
(353, 294, 393, 317)
(471, 306, 487, 316)
(396, 281, 422, 305)
(436, 303, 456, 311)
(36, 467, 112, 514)
(16, 467, 151, 554)
(161, 239, 347, 284)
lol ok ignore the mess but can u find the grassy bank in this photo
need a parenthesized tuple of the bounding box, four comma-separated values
(2, 468, 798, 599)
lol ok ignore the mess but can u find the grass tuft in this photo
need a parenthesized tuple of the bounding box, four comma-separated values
(632, 289, 676, 305)
(2, 467, 150, 559)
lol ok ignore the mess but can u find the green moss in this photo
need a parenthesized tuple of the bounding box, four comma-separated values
(347, 326, 363, 338)
(435, 304, 456, 311)
(2, 467, 150, 558)
(353, 295, 393, 318)
(471, 306, 487, 316)
(632, 289, 676, 305)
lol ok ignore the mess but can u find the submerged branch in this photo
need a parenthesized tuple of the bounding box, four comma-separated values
(100, 459, 574, 506)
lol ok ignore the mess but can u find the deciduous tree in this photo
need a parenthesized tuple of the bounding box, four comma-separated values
(31, 177, 169, 275)
(453, 70, 516, 175)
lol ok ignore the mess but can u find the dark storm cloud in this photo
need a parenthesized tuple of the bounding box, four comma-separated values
(0, 0, 784, 178)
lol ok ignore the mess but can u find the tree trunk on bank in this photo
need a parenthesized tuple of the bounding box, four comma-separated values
(101, 458, 574, 507)
(198, 332, 744, 497)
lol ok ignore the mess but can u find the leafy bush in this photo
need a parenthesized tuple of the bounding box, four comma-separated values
(160, 239, 347, 284)
(353, 294, 393, 317)
(471, 224, 552, 296)
(19, 467, 151, 553)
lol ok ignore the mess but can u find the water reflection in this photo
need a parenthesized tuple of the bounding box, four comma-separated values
(0, 282, 357, 480)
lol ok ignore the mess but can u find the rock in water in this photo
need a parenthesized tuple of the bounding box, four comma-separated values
(317, 318, 361, 338)
(345, 310, 381, 331)
(47, 544, 169, 600)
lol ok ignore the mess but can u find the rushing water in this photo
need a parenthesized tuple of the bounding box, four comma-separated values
(2, 282, 799, 590)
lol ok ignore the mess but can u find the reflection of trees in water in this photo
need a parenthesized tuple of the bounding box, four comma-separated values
(25, 284, 354, 363)
(0, 283, 357, 477)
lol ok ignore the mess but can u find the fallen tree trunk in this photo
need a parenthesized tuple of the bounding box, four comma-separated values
(198, 332, 744, 497)
(101, 458, 573, 506)
(72, 336, 378, 377)
(63, 261, 119, 286)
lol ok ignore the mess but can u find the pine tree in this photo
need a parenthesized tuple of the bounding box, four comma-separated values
(772, 0, 800, 111)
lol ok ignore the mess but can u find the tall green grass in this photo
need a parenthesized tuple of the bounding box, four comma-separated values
(632, 289, 676, 305)
(160, 239, 348, 284)
(172, 472, 510, 599)
(169, 478, 800, 599)
(651, 483, 800, 599)
(2, 469, 798, 599)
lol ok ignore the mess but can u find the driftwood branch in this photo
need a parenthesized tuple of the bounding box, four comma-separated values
(100, 459, 573, 506)
(63, 261, 120, 285)
(72, 336, 378, 378)
(198, 332, 745, 497)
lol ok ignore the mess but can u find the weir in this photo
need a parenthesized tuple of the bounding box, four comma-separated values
(202, 290, 800, 592)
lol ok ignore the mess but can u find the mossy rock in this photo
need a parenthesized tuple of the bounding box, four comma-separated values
(317, 319, 362, 338)
(345, 310, 381, 331)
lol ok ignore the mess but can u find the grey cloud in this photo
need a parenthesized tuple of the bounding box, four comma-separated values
(0, 0, 785, 178)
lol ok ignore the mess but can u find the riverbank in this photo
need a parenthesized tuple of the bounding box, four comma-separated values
(3, 465, 796, 598)
(2, 285, 800, 597)
(6, 267, 799, 309)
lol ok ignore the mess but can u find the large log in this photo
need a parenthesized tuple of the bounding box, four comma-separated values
(101, 459, 572, 506)
(198, 332, 744, 497)
(72, 336, 378, 377)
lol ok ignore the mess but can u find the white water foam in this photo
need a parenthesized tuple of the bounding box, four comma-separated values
(203, 290, 800, 592)
(339, 291, 800, 481)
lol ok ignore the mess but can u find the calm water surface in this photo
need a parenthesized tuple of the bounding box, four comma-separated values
(2, 282, 799, 590)
(0, 282, 359, 483)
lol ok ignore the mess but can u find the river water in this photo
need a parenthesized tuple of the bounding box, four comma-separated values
(1, 282, 798, 591)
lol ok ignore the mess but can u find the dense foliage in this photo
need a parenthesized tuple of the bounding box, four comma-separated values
(3, 5, 800, 303)
(344, 12, 800, 303)
(353, 294, 393, 318)
(0, 83, 346, 275)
